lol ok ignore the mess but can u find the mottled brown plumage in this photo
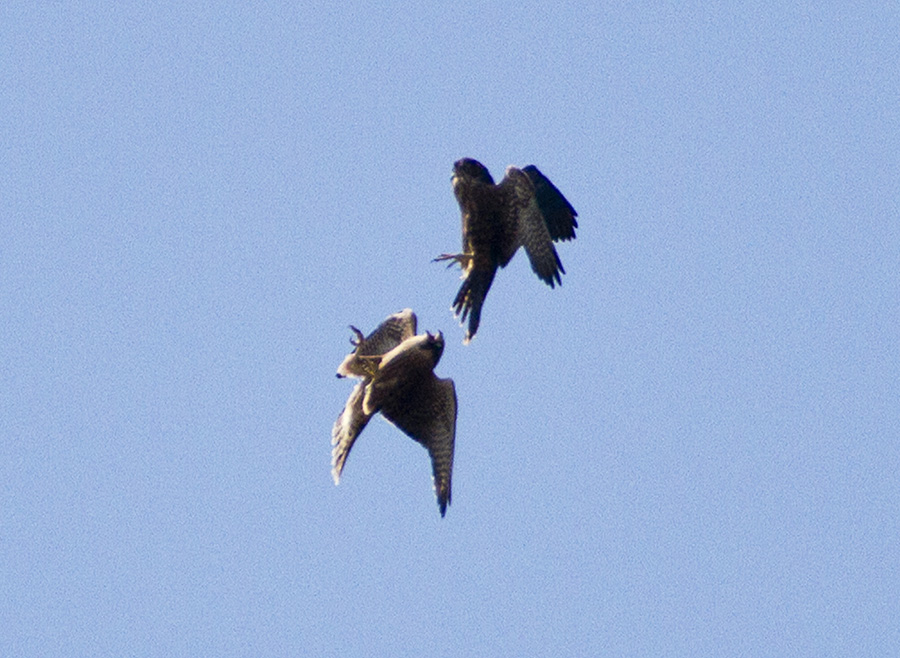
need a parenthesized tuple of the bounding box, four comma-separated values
(435, 158, 578, 343)
(332, 310, 457, 517)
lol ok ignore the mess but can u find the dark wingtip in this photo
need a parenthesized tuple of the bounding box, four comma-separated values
(523, 164, 578, 241)
(551, 264, 564, 288)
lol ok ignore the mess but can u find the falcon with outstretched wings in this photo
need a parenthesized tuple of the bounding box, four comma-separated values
(332, 309, 457, 517)
(435, 158, 578, 343)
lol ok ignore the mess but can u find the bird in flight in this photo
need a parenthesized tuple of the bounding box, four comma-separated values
(435, 158, 578, 343)
(332, 309, 457, 517)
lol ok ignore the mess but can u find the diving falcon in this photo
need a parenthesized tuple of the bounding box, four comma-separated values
(435, 158, 578, 343)
(332, 309, 457, 517)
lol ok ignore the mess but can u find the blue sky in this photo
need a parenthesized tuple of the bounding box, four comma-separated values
(3, 2, 898, 655)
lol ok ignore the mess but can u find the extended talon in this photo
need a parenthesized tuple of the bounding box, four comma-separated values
(348, 325, 365, 347)
(433, 252, 473, 269)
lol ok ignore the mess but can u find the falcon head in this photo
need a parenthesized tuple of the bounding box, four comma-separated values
(452, 158, 494, 187)
(423, 331, 445, 366)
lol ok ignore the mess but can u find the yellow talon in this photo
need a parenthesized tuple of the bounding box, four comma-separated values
(354, 354, 382, 378)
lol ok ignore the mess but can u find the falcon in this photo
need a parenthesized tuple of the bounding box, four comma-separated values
(435, 158, 578, 343)
(332, 309, 457, 517)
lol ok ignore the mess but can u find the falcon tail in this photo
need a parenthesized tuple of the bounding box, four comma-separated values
(437, 484, 451, 517)
(451, 267, 496, 343)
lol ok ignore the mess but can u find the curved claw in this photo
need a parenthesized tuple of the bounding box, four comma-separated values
(433, 253, 473, 270)
(348, 325, 365, 347)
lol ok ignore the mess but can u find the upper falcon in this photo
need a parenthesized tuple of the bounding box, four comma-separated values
(435, 158, 578, 343)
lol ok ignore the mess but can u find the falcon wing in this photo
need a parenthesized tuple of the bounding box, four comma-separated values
(337, 309, 417, 378)
(361, 335, 433, 416)
(379, 376, 457, 517)
(331, 381, 374, 484)
(363, 336, 457, 516)
(500, 165, 577, 288)
(522, 165, 578, 242)
(500, 167, 566, 287)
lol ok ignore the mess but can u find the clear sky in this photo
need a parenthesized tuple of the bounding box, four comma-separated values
(3, 2, 898, 656)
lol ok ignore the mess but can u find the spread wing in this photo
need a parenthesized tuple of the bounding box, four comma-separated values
(499, 166, 577, 288)
(336, 309, 417, 378)
(363, 336, 457, 516)
(379, 376, 457, 517)
(331, 381, 374, 484)
(332, 309, 416, 481)
(522, 165, 578, 242)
